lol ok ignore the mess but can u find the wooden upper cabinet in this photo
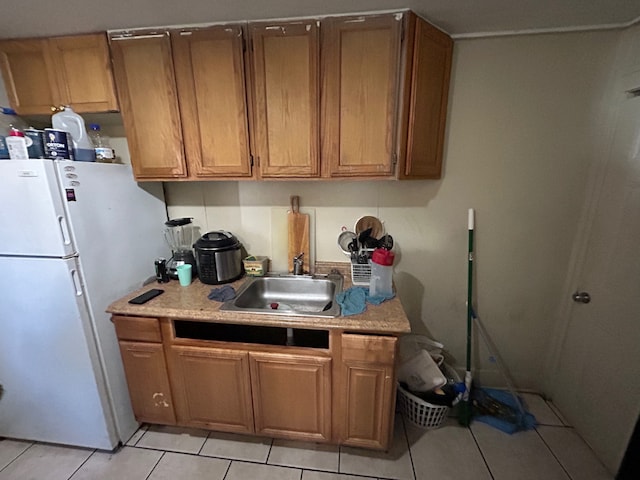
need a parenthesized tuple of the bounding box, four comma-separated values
(249, 21, 320, 178)
(48, 34, 118, 113)
(0, 34, 118, 115)
(110, 33, 187, 179)
(0, 39, 59, 115)
(398, 13, 453, 179)
(322, 14, 402, 178)
(172, 26, 252, 178)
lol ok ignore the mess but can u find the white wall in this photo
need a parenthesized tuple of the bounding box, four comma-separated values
(0, 74, 10, 107)
(0, 28, 617, 392)
(165, 29, 620, 391)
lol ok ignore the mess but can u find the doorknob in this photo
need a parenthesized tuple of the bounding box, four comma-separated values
(572, 291, 591, 304)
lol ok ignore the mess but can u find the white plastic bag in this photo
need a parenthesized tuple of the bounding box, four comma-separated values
(397, 349, 447, 392)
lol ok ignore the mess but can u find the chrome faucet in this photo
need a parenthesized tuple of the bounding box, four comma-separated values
(293, 253, 304, 275)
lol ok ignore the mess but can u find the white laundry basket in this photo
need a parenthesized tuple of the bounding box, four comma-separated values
(397, 363, 459, 429)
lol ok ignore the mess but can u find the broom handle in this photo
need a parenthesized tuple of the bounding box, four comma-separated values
(467, 209, 474, 372)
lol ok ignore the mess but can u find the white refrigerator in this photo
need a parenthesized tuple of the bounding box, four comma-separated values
(0, 159, 169, 450)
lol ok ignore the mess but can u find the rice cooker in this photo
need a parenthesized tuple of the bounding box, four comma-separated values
(194, 231, 243, 285)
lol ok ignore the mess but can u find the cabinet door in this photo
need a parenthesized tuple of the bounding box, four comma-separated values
(340, 334, 397, 449)
(172, 26, 253, 178)
(322, 14, 402, 177)
(110, 33, 187, 179)
(168, 346, 254, 433)
(250, 21, 320, 178)
(0, 39, 59, 115)
(48, 33, 119, 113)
(399, 14, 452, 179)
(250, 352, 331, 441)
(119, 341, 176, 425)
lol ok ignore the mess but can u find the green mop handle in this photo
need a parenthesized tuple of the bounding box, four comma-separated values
(466, 209, 474, 389)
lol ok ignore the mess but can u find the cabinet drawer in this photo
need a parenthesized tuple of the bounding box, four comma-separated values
(341, 334, 397, 364)
(113, 315, 162, 343)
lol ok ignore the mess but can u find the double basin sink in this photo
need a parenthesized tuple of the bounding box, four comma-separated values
(220, 272, 343, 318)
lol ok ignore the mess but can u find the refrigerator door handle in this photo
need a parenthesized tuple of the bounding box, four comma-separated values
(58, 215, 72, 246)
(70, 269, 83, 296)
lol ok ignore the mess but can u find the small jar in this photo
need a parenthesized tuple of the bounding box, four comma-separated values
(369, 248, 395, 297)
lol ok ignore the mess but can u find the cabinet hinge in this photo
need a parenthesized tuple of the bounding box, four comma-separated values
(392, 153, 398, 166)
(250, 155, 254, 167)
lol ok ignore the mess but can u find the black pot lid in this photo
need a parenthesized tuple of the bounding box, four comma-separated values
(195, 231, 240, 249)
(165, 217, 193, 227)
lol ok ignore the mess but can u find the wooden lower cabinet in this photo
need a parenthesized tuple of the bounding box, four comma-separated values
(113, 316, 400, 450)
(167, 345, 255, 433)
(118, 341, 176, 425)
(340, 334, 397, 449)
(249, 352, 332, 442)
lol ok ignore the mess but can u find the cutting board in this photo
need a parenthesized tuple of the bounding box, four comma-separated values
(287, 196, 310, 273)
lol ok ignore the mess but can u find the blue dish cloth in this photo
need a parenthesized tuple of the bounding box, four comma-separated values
(336, 287, 395, 316)
(208, 285, 236, 302)
(336, 287, 367, 316)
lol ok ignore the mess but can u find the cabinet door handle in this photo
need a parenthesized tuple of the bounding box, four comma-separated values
(111, 33, 167, 40)
(572, 291, 591, 304)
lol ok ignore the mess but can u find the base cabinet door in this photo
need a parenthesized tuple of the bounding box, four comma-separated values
(168, 346, 254, 433)
(249, 352, 331, 441)
(118, 341, 176, 425)
(340, 334, 397, 449)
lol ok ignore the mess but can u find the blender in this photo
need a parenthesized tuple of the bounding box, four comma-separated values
(164, 218, 198, 280)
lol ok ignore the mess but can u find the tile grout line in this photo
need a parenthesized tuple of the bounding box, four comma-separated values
(221, 459, 232, 480)
(544, 400, 572, 427)
(265, 437, 274, 464)
(533, 426, 573, 479)
(468, 424, 497, 480)
(0, 440, 35, 473)
(65, 446, 97, 480)
(195, 430, 211, 456)
(400, 415, 418, 480)
(144, 451, 166, 480)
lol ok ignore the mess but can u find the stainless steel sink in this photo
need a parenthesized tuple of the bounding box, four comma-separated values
(220, 273, 343, 317)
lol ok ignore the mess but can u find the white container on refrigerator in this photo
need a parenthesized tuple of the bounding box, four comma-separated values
(0, 159, 169, 450)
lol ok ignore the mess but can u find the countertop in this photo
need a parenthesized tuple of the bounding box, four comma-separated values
(107, 262, 411, 334)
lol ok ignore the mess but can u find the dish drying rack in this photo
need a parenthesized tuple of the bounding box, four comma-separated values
(350, 248, 375, 285)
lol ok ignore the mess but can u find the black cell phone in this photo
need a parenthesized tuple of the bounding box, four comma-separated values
(128, 289, 164, 304)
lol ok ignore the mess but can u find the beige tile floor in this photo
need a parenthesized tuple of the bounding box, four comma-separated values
(0, 394, 614, 480)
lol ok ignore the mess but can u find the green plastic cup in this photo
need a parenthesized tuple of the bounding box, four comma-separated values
(176, 264, 192, 286)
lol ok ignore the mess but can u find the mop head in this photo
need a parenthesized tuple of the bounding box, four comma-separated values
(472, 387, 536, 434)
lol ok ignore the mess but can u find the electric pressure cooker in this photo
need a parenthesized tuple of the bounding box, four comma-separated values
(194, 231, 243, 284)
